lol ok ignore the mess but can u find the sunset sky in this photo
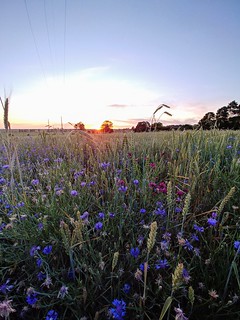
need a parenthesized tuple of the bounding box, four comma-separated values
(1, 0, 240, 129)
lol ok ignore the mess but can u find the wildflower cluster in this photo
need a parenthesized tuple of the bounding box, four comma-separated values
(0, 131, 239, 319)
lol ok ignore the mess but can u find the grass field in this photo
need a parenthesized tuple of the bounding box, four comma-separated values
(0, 130, 240, 319)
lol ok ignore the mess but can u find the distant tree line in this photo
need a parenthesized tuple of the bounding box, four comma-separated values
(133, 100, 240, 132)
(198, 100, 240, 130)
(72, 100, 240, 133)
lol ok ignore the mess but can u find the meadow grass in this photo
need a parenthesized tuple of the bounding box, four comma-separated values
(0, 130, 240, 319)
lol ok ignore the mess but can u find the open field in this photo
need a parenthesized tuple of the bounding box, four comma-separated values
(0, 130, 240, 319)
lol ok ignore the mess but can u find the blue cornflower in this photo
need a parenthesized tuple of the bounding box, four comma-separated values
(122, 283, 131, 294)
(38, 222, 44, 231)
(36, 258, 42, 268)
(191, 234, 199, 242)
(70, 190, 78, 196)
(42, 245, 52, 255)
(109, 212, 115, 218)
(175, 207, 182, 214)
(98, 212, 105, 219)
(17, 201, 25, 207)
(100, 162, 110, 170)
(30, 245, 41, 257)
(31, 179, 39, 186)
(140, 208, 146, 214)
(45, 309, 58, 320)
(0, 223, 6, 231)
(0, 279, 14, 294)
(234, 240, 240, 251)
(139, 262, 149, 272)
(95, 222, 103, 230)
(155, 258, 169, 269)
(182, 268, 191, 283)
(130, 247, 140, 258)
(80, 211, 89, 221)
(0, 178, 6, 185)
(207, 217, 217, 227)
(37, 272, 46, 281)
(193, 224, 204, 233)
(118, 185, 128, 192)
(154, 207, 166, 216)
(57, 285, 68, 299)
(184, 240, 194, 251)
(160, 240, 169, 251)
(109, 299, 126, 320)
(26, 292, 38, 305)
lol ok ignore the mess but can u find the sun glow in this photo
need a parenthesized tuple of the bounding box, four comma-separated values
(9, 67, 161, 129)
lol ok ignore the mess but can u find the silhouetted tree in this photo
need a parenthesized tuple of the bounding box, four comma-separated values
(198, 112, 216, 130)
(74, 122, 85, 130)
(100, 120, 113, 133)
(227, 100, 240, 116)
(216, 106, 229, 129)
(134, 121, 151, 132)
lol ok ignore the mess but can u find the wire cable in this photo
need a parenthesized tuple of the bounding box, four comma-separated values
(24, 0, 47, 83)
(44, 0, 55, 77)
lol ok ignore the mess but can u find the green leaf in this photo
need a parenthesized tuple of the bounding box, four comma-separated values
(159, 296, 172, 320)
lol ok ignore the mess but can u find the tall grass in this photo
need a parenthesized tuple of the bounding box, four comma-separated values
(0, 130, 240, 319)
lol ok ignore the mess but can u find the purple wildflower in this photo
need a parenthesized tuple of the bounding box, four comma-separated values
(36, 258, 42, 268)
(37, 272, 46, 281)
(140, 208, 146, 214)
(45, 309, 58, 320)
(118, 185, 128, 192)
(26, 293, 38, 305)
(182, 268, 191, 283)
(133, 179, 139, 185)
(38, 222, 44, 231)
(109, 299, 126, 320)
(57, 285, 68, 299)
(139, 263, 149, 271)
(155, 258, 169, 269)
(100, 162, 110, 170)
(207, 217, 217, 227)
(154, 207, 166, 216)
(95, 222, 103, 230)
(174, 307, 188, 320)
(30, 245, 41, 257)
(98, 212, 105, 219)
(70, 190, 78, 196)
(42, 245, 52, 255)
(0, 280, 13, 294)
(130, 247, 140, 258)
(122, 283, 131, 294)
(175, 207, 182, 213)
(234, 240, 240, 252)
(193, 224, 204, 233)
(183, 240, 194, 251)
(31, 179, 39, 186)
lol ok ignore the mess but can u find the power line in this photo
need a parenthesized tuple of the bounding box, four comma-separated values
(44, 0, 55, 77)
(24, 0, 47, 82)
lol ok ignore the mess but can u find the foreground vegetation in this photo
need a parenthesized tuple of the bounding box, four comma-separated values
(0, 130, 240, 320)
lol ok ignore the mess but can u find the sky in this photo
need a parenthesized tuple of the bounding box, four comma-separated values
(1, 0, 240, 129)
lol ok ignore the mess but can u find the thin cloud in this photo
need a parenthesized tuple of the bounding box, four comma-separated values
(108, 104, 129, 108)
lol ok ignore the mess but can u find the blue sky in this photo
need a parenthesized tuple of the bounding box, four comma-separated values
(1, 0, 240, 129)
